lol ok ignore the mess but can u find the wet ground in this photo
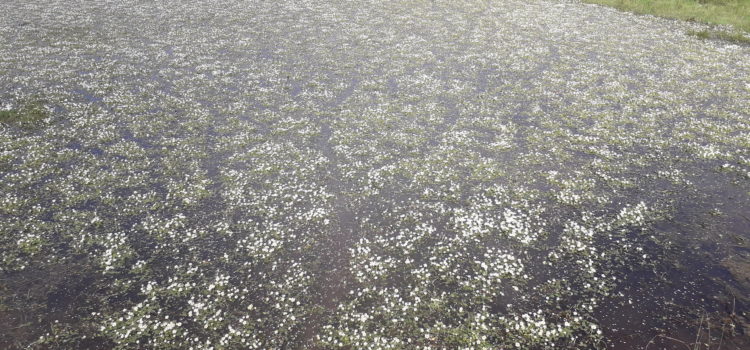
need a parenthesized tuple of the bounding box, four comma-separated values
(1, 0, 749, 349)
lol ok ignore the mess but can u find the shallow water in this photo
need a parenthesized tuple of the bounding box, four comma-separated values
(1, 0, 749, 349)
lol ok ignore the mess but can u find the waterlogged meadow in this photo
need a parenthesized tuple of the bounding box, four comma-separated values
(1, 0, 750, 349)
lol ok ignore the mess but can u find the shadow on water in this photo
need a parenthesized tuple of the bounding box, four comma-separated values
(598, 166, 750, 350)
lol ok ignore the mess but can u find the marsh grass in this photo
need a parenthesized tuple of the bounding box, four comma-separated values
(687, 28, 750, 43)
(645, 306, 742, 350)
(0, 102, 47, 128)
(583, 0, 750, 43)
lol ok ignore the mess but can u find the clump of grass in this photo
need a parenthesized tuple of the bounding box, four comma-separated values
(0, 102, 48, 128)
(583, 0, 750, 36)
(688, 28, 750, 44)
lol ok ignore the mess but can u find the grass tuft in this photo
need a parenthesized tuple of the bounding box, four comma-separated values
(687, 29, 750, 43)
(0, 102, 48, 128)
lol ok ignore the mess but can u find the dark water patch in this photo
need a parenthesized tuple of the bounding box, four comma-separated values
(598, 165, 750, 348)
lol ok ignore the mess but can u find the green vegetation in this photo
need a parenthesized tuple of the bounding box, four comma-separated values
(687, 28, 750, 43)
(584, 0, 750, 42)
(3, 0, 750, 348)
(0, 102, 47, 128)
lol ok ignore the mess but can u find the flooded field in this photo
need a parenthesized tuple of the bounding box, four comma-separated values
(1, 0, 749, 349)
